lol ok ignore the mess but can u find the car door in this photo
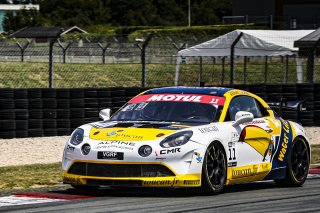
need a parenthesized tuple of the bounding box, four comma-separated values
(224, 95, 274, 183)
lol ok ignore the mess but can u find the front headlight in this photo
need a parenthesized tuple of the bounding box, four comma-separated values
(160, 131, 193, 148)
(70, 128, 84, 145)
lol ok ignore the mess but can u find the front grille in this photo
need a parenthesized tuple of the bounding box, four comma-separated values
(68, 163, 175, 177)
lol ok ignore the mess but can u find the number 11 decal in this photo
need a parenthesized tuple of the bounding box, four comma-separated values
(229, 148, 236, 160)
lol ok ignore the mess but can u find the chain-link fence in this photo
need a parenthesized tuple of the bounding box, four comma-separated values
(0, 33, 319, 88)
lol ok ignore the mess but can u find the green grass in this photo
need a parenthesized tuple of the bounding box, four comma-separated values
(0, 163, 62, 191)
(312, 145, 320, 164)
(1, 57, 319, 88)
(0, 145, 319, 193)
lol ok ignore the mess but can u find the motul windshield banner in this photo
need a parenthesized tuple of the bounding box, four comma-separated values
(128, 94, 225, 105)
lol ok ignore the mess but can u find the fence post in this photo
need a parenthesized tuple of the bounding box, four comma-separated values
(98, 42, 111, 64)
(57, 39, 72, 63)
(243, 56, 247, 84)
(285, 55, 289, 84)
(264, 56, 268, 83)
(306, 37, 320, 83)
(230, 32, 243, 85)
(16, 40, 30, 62)
(269, 15, 273, 30)
(49, 39, 56, 88)
(199, 57, 203, 86)
(136, 33, 154, 87)
(221, 57, 225, 85)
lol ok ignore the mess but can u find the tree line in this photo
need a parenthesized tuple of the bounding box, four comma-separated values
(3, 0, 231, 32)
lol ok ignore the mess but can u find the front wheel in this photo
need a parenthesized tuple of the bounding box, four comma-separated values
(201, 142, 227, 194)
(274, 137, 310, 187)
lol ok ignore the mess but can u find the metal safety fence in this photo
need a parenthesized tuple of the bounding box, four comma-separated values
(0, 33, 319, 88)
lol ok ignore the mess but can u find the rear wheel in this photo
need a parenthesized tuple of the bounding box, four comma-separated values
(201, 142, 227, 194)
(274, 137, 309, 187)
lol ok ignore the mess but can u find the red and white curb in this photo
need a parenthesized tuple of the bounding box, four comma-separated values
(0, 192, 93, 207)
(308, 166, 320, 179)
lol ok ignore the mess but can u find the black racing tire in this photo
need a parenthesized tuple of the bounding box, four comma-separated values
(57, 99, 70, 109)
(43, 129, 57, 136)
(84, 89, 97, 98)
(70, 89, 84, 98)
(14, 89, 28, 99)
(57, 128, 71, 136)
(274, 137, 310, 187)
(56, 89, 70, 99)
(41, 89, 56, 98)
(27, 89, 42, 98)
(70, 99, 84, 108)
(97, 89, 111, 97)
(200, 142, 227, 194)
(43, 98, 57, 109)
(249, 84, 266, 93)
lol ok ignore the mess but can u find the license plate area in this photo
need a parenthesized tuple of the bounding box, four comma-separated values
(97, 151, 124, 160)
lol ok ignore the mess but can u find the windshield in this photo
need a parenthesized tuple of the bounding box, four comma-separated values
(111, 94, 225, 123)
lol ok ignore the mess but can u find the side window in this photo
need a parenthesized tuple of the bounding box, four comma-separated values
(227, 96, 266, 121)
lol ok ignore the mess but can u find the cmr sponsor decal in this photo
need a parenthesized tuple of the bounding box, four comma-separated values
(129, 94, 225, 105)
(156, 148, 181, 155)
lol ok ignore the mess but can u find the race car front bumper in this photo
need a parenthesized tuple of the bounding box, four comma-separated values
(62, 161, 201, 187)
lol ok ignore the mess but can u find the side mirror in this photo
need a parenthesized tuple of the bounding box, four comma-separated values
(232, 111, 254, 127)
(99, 108, 112, 121)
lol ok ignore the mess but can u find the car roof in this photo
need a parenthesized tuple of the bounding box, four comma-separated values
(143, 86, 234, 97)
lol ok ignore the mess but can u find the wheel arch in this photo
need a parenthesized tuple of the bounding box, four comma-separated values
(293, 135, 311, 163)
(210, 139, 228, 158)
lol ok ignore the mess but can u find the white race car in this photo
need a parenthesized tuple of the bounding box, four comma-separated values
(62, 87, 310, 194)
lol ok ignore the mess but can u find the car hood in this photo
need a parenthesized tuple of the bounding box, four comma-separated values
(88, 121, 192, 141)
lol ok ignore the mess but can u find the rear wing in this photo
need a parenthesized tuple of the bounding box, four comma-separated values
(267, 98, 306, 117)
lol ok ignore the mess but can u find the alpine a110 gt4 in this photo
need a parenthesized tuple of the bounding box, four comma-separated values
(62, 87, 310, 194)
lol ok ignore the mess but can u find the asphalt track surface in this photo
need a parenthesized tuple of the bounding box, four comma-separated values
(1, 176, 320, 213)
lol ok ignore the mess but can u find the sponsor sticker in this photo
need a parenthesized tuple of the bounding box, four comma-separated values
(183, 180, 200, 186)
(198, 126, 218, 133)
(277, 119, 290, 162)
(96, 141, 135, 151)
(228, 162, 237, 167)
(231, 132, 239, 142)
(128, 94, 225, 105)
(97, 151, 124, 160)
(194, 152, 202, 163)
(155, 148, 181, 156)
(142, 180, 179, 186)
(243, 120, 266, 125)
(66, 145, 75, 152)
